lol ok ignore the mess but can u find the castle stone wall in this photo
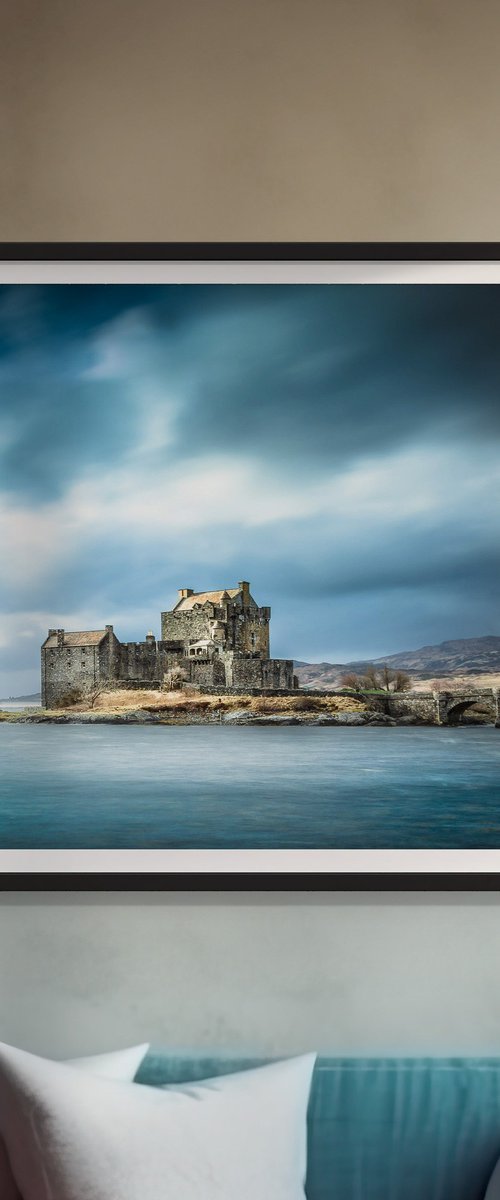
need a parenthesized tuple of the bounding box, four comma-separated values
(161, 609, 215, 645)
(183, 656, 226, 687)
(117, 641, 160, 682)
(42, 642, 102, 707)
(98, 631, 122, 683)
(262, 658, 295, 688)
(230, 606, 270, 657)
(222, 655, 294, 690)
(42, 583, 292, 706)
(230, 656, 266, 689)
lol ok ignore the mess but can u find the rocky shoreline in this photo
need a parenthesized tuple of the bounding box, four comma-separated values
(3, 708, 497, 727)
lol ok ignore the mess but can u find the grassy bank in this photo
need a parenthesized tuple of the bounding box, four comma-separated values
(0, 688, 368, 723)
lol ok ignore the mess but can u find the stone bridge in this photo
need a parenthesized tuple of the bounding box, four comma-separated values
(383, 687, 499, 726)
(199, 684, 499, 724)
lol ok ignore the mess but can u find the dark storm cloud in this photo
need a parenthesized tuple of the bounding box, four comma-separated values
(260, 515, 500, 599)
(169, 284, 500, 468)
(1, 283, 500, 502)
(0, 373, 141, 502)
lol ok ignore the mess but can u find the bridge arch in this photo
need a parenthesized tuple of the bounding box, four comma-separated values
(437, 690, 498, 726)
(444, 698, 482, 724)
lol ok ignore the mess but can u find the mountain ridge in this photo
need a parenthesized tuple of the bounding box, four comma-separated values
(294, 635, 500, 688)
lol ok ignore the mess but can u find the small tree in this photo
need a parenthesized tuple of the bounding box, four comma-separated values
(363, 666, 381, 690)
(163, 667, 187, 691)
(380, 666, 412, 693)
(82, 684, 105, 710)
(340, 672, 365, 692)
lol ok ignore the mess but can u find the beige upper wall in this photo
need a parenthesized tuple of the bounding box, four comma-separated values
(2, 0, 500, 243)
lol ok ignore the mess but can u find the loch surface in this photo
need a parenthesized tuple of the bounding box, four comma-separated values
(0, 724, 499, 849)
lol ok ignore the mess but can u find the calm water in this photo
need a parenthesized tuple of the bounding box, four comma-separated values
(0, 724, 499, 849)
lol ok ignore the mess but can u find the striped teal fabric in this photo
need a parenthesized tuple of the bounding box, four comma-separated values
(135, 1053, 500, 1200)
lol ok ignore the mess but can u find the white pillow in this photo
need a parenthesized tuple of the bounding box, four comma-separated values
(0, 1042, 315, 1200)
(67, 1043, 149, 1079)
(0, 1042, 149, 1200)
(485, 1155, 500, 1198)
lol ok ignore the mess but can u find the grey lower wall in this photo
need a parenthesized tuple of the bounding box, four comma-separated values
(1, 892, 500, 1060)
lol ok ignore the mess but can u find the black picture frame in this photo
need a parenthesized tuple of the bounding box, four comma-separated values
(0, 241, 499, 892)
(2, 872, 500, 892)
(1, 242, 500, 259)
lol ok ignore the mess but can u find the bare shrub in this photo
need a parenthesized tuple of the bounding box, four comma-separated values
(81, 685, 105, 709)
(388, 669, 412, 693)
(163, 667, 188, 691)
(343, 666, 413, 693)
(340, 673, 365, 692)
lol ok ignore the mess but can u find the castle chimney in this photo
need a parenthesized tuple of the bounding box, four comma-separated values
(238, 581, 250, 602)
(56, 629, 65, 647)
(146, 631, 156, 644)
(48, 629, 57, 637)
(178, 588, 194, 600)
(105, 624, 113, 634)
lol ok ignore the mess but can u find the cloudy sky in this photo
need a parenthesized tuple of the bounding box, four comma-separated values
(0, 282, 499, 695)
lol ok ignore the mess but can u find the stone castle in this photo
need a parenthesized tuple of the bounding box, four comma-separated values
(41, 581, 296, 707)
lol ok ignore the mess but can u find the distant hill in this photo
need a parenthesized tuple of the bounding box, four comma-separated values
(294, 636, 500, 688)
(0, 691, 41, 703)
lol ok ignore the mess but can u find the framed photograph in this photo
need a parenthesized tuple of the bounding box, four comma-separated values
(0, 242, 499, 890)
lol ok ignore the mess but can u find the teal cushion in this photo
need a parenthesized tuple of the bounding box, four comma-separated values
(136, 1054, 500, 1200)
